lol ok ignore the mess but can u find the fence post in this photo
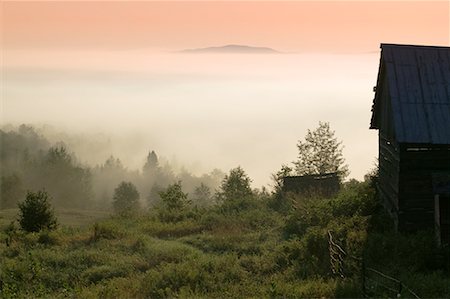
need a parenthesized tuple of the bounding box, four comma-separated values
(434, 194, 441, 247)
(361, 258, 366, 297)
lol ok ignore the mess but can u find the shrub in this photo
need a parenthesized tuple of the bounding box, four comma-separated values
(283, 195, 332, 238)
(112, 182, 140, 216)
(18, 190, 57, 233)
(139, 254, 246, 298)
(157, 181, 191, 222)
(364, 230, 442, 272)
(4, 221, 18, 247)
(159, 181, 189, 212)
(143, 220, 204, 239)
(268, 278, 338, 298)
(38, 230, 61, 246)
(81, 264, 132, 284)
(90, 222, 124, 242)
(330, 180, 376, 217)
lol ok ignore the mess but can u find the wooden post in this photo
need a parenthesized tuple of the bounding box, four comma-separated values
(434, 194, 441, 247)
(361, 258, 366, 296)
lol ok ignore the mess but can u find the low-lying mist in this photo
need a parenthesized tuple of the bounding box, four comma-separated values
(3, 50, 379, 188)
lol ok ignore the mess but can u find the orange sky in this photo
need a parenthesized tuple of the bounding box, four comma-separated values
(2, 1, 449, 52)
(1, 1, 450, 186)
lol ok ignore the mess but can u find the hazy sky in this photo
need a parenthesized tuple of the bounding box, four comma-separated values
(2, 1, 449, 187)
(3, 1, 449, 51)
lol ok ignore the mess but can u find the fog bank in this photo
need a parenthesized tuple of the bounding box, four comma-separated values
(3, 51, 379, 187)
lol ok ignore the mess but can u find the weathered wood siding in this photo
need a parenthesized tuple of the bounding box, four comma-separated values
(376, 69, 400, 225)
(378, 133, 400, 225)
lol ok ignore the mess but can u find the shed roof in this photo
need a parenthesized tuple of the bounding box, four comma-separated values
(370, 44, 450, 144)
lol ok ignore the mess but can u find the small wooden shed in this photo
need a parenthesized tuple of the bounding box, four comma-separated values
(370, 44, 450, 243)
(282, 173, 340, 198)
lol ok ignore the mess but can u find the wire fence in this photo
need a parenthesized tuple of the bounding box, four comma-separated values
(327, 230, 420, 299)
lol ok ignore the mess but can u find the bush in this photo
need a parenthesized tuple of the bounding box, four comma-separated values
(112, 182, 140, 216)
(283, 195, 332, 238)
(364, 230, 442, 272)
(81, 264, 132, 284)
(139, 254, 246, 298)
(159, 181, 189, 212)
(330, 180, 376, 217)
(157, 181, 191, 222)
(143, 220, 204, 239)
(38, 230, 61, 246)
(90, 222, 124, 242)
(18, 190, 57, 233)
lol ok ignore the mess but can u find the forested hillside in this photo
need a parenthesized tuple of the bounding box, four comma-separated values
(0, 125, 224, 210)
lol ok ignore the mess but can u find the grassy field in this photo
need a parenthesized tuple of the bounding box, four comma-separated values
(1, 211, 355, 298)
(0, 208, 110, 228)
(1, 182, 449, 298)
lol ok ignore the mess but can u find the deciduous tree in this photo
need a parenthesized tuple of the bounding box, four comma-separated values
(294, 122, 348, 180)
(217, 166, 253, 201)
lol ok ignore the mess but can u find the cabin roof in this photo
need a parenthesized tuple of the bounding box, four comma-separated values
(370, 44, 450, 144)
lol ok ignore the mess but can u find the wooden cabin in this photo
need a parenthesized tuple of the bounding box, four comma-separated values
(370, 44, 450, 244)
(282, 173, 340, 198)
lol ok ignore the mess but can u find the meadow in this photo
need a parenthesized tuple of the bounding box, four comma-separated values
(1, 180, 449, 298)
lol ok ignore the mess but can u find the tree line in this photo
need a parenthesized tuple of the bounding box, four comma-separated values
(1, 122, 348, 214)
(0, 125, 225, 210)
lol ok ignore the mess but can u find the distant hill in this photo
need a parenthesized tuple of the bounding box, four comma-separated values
(180, 44, 280, 54)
